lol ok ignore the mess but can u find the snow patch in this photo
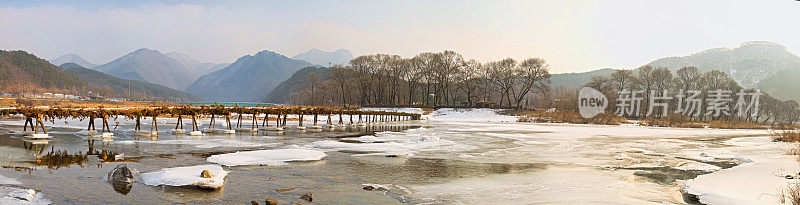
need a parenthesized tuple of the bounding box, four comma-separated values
(426, 108, 517, 122)
(138, 164, 228, 189)
(207, 149, 327, 166)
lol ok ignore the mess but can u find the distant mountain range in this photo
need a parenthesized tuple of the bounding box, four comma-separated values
(166, 52, 229, 77)
(645, 41, 800, 88)
(548, 41, 800, 101)
(46, 42, 800, 103)
(186, 50, 313, 102)
(64, 49, 226, 91)
(550, 68, 615, 89)
(292, 48, 353, 66)
(49, 54, 96, 69)
(0, 50, 195, 101)
(60, 63, 198, 101)
(94, 48, 198, 90)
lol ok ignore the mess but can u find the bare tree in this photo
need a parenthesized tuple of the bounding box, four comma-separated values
(511, 58, 550, 108)
(487, 58, 516, 107)
(455, 59, 483, 106)
(610, 69, 635, 92)
(329, 65, 352, 106)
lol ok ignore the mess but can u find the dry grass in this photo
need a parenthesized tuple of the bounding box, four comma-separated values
(511, 110, 627, 125)
(643, 115, 706, 128)
(510, 109, 773, 129)
(773, 130, 800, 143)
(779, 185, 787, 204)
(781, 182, 800, 205)
(643, 117, 768, 129)
(772, 123, 800, 130)
(708, 120, 769, 129)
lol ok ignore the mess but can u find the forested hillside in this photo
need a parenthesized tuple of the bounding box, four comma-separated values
(265, 66, 330, 104)
(0, 50, 99, 96)
(61, 63, 199, 101)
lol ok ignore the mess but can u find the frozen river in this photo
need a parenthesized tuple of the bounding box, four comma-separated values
(0, 108, 792, 204)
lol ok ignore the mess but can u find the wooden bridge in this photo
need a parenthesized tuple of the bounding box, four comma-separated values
(7, 106, 422, 135)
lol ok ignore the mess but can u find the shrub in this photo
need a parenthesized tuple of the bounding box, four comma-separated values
(773, 130, 800, 143)
(708, 120, 768, 129)
(514, 110, 626, 125)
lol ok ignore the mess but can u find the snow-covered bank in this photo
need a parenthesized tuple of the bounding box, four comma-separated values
(139, 164, 228, 189)
(207, 149, 327, 166)
(425, 108, 517, 122)
(682, 137, 798, 204)
(359, 107, 425, 115)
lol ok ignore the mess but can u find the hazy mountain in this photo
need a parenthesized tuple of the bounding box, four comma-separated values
(550, 68, 616, 89)
(95, 48, 198, 90)
(49, 54, 96, 69)
(60, 63, 199, 101)
(165, 52, 229, 77)
(265, 66, 330, 104)
(291, 48, 353, 66)
(187, 50, 313, 102)
(645, 41, 800, 88)
(0, 50, 96, 94)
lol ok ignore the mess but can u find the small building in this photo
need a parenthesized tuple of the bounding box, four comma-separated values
(475, 101, 495, 108)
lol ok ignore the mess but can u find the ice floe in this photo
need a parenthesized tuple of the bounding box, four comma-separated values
(0, 186, 51, 205)
(116, 139, 274, 149)
(0, 174, 49, 204)
(138, 164, 228, 189)
(312, 129, 446, 156)
(207, 149, 327, 166)
(0, 174, 21, 185)
(313, 140, 412, 156)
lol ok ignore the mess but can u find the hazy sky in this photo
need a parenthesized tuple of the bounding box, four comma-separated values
(1, 0, 800, 73)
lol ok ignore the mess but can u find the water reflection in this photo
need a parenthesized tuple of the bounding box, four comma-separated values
(111, 181, 133, 195)
(0, 119, 425, 203)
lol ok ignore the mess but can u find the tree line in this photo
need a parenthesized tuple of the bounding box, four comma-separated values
(288, 50, 551, 108)
(286, 51, 799, 125)
(581, 66, 799, 124)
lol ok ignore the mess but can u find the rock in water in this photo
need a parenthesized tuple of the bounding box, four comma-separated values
(250, 200, 259, 205)
(301, 192, 313, 202)
(265, 198, 278, 205)
(363, 185, 375, 191)
(107, 164, 137, 195)
(107, 164, 136, 183)
(201, 170, 213, 178)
